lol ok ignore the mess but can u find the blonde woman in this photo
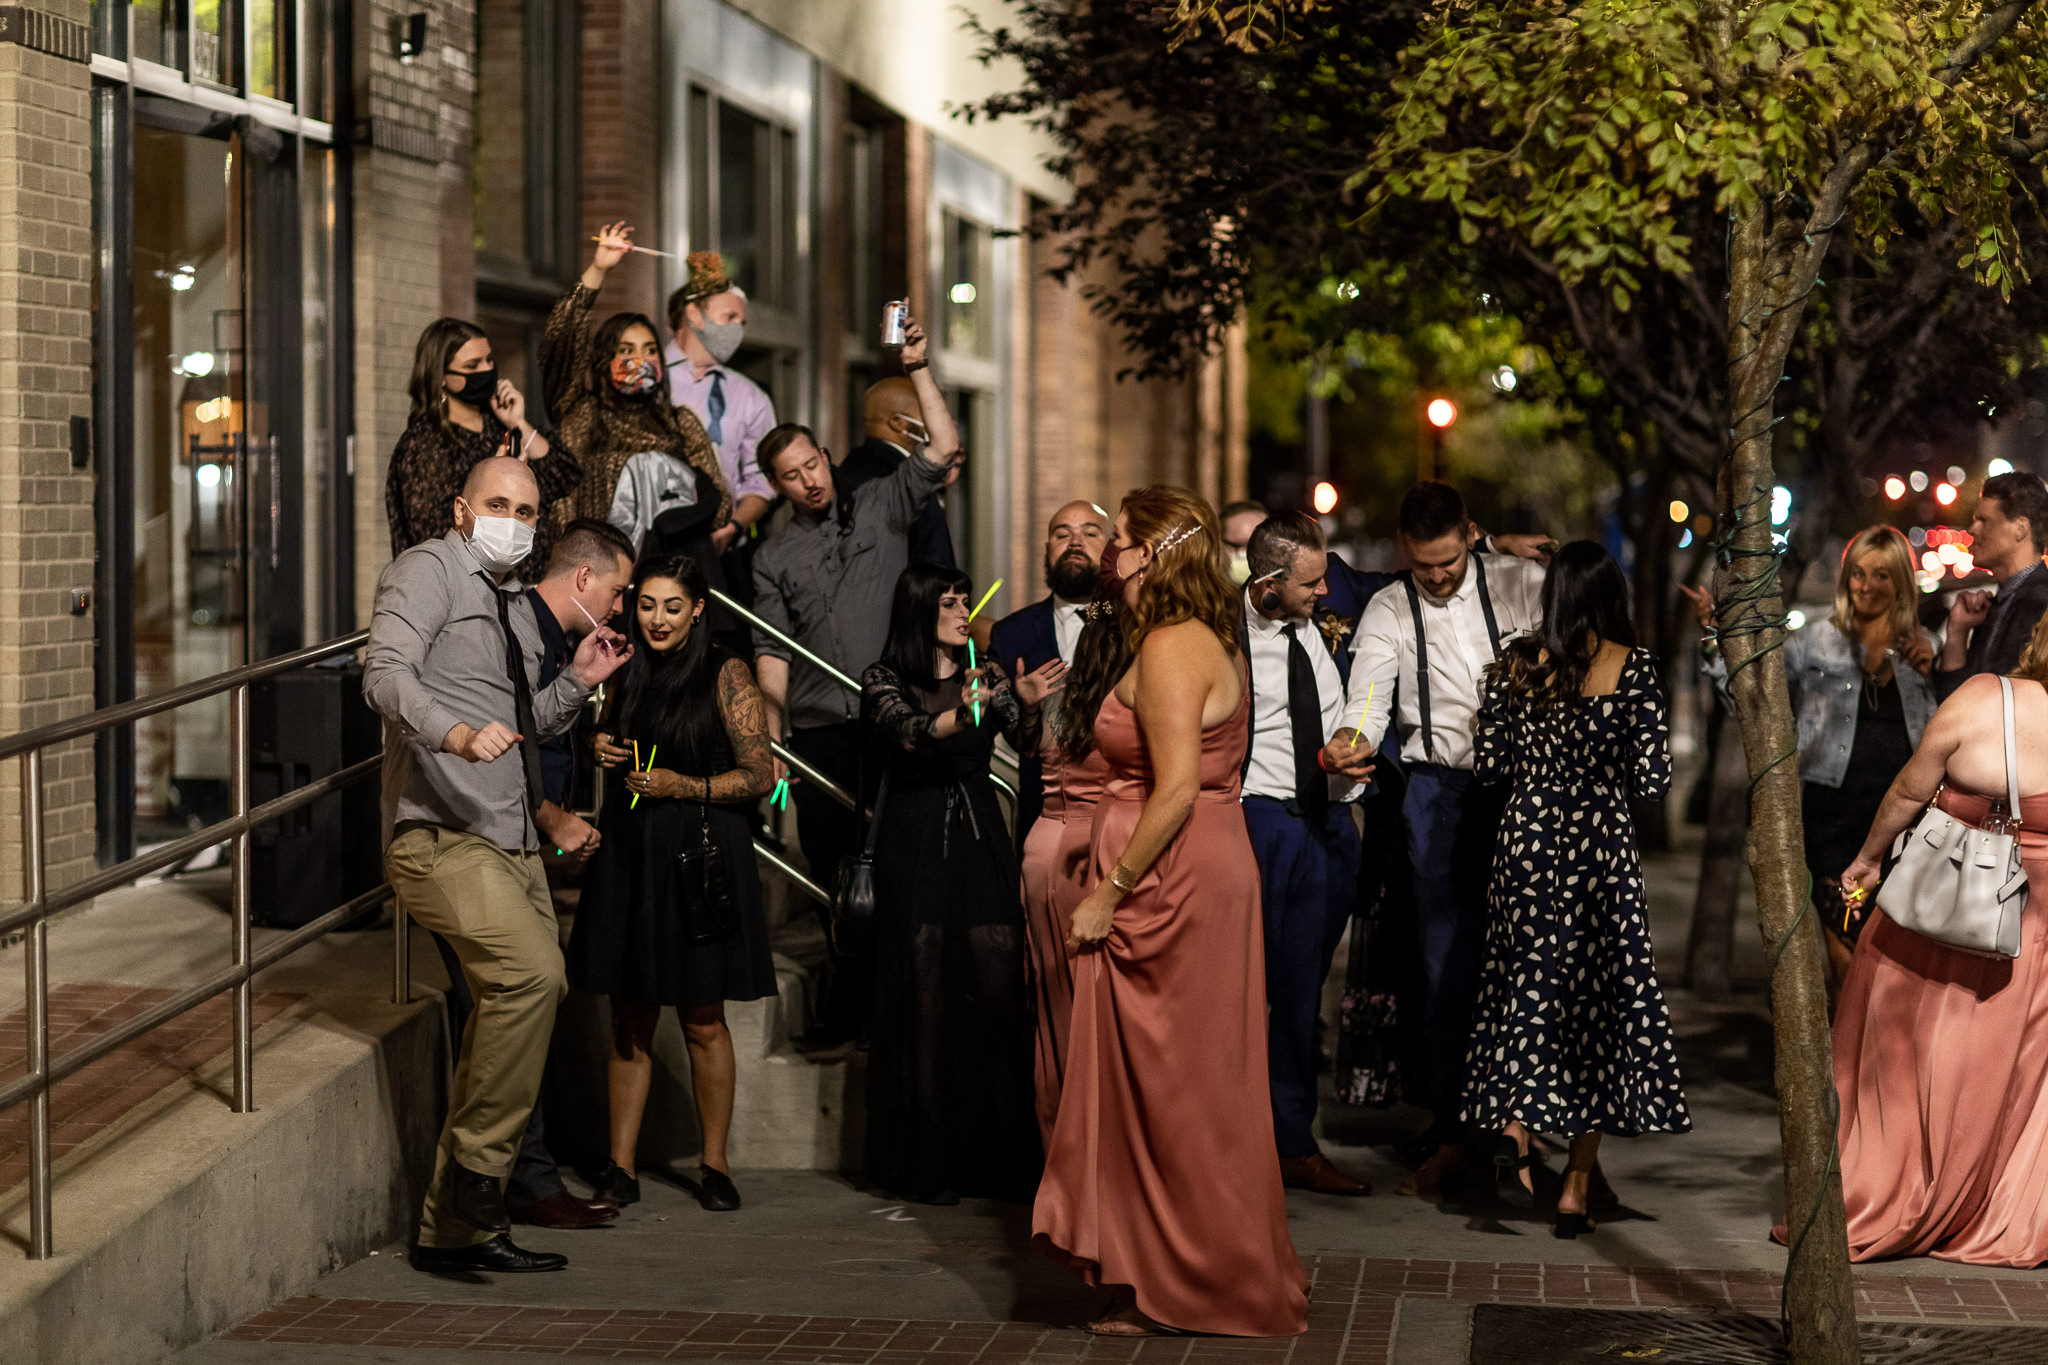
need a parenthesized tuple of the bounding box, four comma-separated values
(1685, 524, 1936, 983)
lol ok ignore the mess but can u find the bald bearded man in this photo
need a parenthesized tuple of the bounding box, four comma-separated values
(838, 376, 957, 568)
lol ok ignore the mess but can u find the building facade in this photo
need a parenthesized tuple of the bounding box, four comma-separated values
(4, 0, 1244, 890)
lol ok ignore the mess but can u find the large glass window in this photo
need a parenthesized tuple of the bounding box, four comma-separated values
(250, 0, 287, 102)
(689, 89, 799, 312)
(942, 211, 995, 360)
(190, 0, 235, 87)
(130, 118, 244, 830)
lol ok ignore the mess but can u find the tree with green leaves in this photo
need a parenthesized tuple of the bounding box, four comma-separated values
(1163, 2, 2048, 1359)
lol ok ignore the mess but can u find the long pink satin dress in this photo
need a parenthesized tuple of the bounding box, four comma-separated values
(1032, 680, 1308, 1337)
(1019, 744, 1113, 1147)
(1834, 784, 2048, 1266)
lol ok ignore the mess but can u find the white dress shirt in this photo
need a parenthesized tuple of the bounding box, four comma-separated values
(1243, 590, 1360, 804)
(1342, 554, 1545, 770)
(1052, 599, 1086, 662)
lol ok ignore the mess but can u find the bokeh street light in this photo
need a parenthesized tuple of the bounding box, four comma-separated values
(1312, 481, 1339, 515)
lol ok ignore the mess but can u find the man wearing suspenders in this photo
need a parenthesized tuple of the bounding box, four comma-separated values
(1330, 482, 1546, 1191)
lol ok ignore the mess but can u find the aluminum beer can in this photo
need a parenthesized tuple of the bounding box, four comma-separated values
(881, 300, 908, 349)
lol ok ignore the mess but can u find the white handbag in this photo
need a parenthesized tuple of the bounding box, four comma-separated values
(1876, 675, 2029, 959)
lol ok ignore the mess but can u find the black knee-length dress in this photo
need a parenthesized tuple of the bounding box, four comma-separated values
(1459, 647, 1692, 1137)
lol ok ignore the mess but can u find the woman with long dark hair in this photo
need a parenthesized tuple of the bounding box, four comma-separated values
(1464, 541, 1690, 1237)
(568, 553, 777, 1214)
(384, 316, 579, 562)
(1034, 486, 1307, 1339)
(542, 223, 732, 559)
(860, 564, 1062, 1204)
(1019, 600, 1127, 1146)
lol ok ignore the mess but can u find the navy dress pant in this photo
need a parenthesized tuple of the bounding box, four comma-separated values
(1401, 763, 1505, 1134)
(1244, 796, 1362, 1159)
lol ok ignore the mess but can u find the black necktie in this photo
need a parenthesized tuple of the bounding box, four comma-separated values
(706, 370, 726, 446)
(493, 587, 547, 821)
(1283, 622, 1329, 822)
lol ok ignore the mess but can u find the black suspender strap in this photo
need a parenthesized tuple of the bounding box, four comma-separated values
(1403, 554, 1506, 766)
(1473, 553, 1503, 655)
(1403, 576, 1435, 762)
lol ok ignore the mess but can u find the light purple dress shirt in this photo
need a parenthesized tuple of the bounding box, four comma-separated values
(665, 341, 777, 509)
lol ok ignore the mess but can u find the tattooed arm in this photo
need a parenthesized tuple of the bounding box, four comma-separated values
(696, 656, 777, 802)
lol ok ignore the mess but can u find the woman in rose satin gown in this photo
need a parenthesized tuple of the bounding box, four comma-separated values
(1019, 606, 1125, 1146)
(1033, 487, 1308, 1339)
(1836, 644, 2048, 1266)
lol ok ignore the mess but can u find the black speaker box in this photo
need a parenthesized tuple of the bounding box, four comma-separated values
(249, 660, 382, 928)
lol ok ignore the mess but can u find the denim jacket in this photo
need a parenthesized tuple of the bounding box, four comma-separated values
(1708, 618, 1937, 789)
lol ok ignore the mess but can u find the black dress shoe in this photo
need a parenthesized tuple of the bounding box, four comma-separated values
(698, 1165, 741, 1212)
(1554, 1210, 1595, 1240)
(411, 1234, 566, 1273)
(509, 1190, 619, 1229)
(448, 1162, 511, 1233)
(590, 1161, 641, 1208)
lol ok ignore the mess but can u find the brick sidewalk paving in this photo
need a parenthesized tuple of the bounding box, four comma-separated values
(218, 1254, 2048, 1362)
(0, 982, 299, 1190)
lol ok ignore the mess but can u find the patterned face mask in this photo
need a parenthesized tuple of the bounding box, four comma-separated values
(610, 355, 660, 397)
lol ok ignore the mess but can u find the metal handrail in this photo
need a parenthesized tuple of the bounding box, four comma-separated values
(0, 630, 384, 1260)
(714, 589, 1024, 816)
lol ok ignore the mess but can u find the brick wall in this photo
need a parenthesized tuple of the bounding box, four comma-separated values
(0, 0, 96, 895)
(579, 0, 661, 314)
(351, 0, 478, 617)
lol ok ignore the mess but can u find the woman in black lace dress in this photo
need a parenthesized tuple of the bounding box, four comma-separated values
(569, 553, 777, 1214)
(1462, 542, 1690, 1239)
(860, 565, 1062, 1204)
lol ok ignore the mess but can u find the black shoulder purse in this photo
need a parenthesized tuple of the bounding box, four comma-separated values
(673, 799, 736, 945)
(830, 773, 890, 958)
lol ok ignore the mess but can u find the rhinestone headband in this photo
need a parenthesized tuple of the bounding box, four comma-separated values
(1152, 522, 1202, 557)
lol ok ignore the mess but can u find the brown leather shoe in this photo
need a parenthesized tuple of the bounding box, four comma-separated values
(508, 1190, 619, 1229)
(1396, 1142, 1466, 1198)
(1279, 1152, 1372, 1196)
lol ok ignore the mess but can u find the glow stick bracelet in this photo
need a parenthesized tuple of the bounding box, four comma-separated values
(589, 237, 675, 258)
(966, 640, 983, 725)
(770, 777, 790, 810)
(967, 579, 1004, 621)
(631, 743, 657, 809)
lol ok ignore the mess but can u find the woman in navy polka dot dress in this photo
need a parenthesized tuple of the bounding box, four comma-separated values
(1461, 541, 1692, 1239)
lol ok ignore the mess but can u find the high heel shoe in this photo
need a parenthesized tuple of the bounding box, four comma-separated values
(1553, 1210, 1594, 1240)
(1492, 1134, 1538, 1210)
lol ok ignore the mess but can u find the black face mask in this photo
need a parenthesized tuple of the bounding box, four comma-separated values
(444, 365, 497, 409)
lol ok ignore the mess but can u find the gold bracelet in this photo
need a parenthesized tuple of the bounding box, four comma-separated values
(1110, 861, 1141, 894)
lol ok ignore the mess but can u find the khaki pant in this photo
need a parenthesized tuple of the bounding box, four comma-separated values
(386, 824, 564, 1249)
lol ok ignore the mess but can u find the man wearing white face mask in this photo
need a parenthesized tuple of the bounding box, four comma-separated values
(665, 252, 776, 552)
(839, 376, 958, 569)
(365, 456, 632, 1275)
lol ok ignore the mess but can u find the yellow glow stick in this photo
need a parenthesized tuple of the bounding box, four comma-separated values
(967, 579, 1004, 621)
(631, 743, 657, 809)
(1352, 682, 1376, 747)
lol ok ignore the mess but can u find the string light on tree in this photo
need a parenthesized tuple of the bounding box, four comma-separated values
(1771, 485, 1792, 527)
(1989, 457, 2016, 477)
(1935, 482, 1958, 507)
(1883, 476, 1907, 501)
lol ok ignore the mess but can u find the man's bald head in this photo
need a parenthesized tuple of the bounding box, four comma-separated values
(1044, 498, 1111, 600)
(456, 456, 542, 530)
(862, 377, 922, 444)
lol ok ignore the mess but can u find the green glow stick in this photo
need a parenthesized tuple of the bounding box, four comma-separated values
(631, 743, 657, 809)
(966, 639, 983, 725)
(770, 777, 790, 810)
(967, 579, 1004, 621)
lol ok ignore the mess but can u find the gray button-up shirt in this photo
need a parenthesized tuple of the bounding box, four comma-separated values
(364, 530, 590, 851)
(751, 452, 949, 730)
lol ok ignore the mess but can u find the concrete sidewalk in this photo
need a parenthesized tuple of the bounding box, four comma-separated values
(167, 834, 2048, 1363)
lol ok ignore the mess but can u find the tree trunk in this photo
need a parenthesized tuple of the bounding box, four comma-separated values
(1686, 699, 1749, 999)
(1718, 208, 1860, 1365)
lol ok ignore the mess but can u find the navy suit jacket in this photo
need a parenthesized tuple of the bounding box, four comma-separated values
(990, 596, 1061, 843)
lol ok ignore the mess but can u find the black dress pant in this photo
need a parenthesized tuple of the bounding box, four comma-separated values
(789, 721, 882, 1039)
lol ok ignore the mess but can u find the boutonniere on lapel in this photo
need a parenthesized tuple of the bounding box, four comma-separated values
(1315, 610, 1355, 654)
